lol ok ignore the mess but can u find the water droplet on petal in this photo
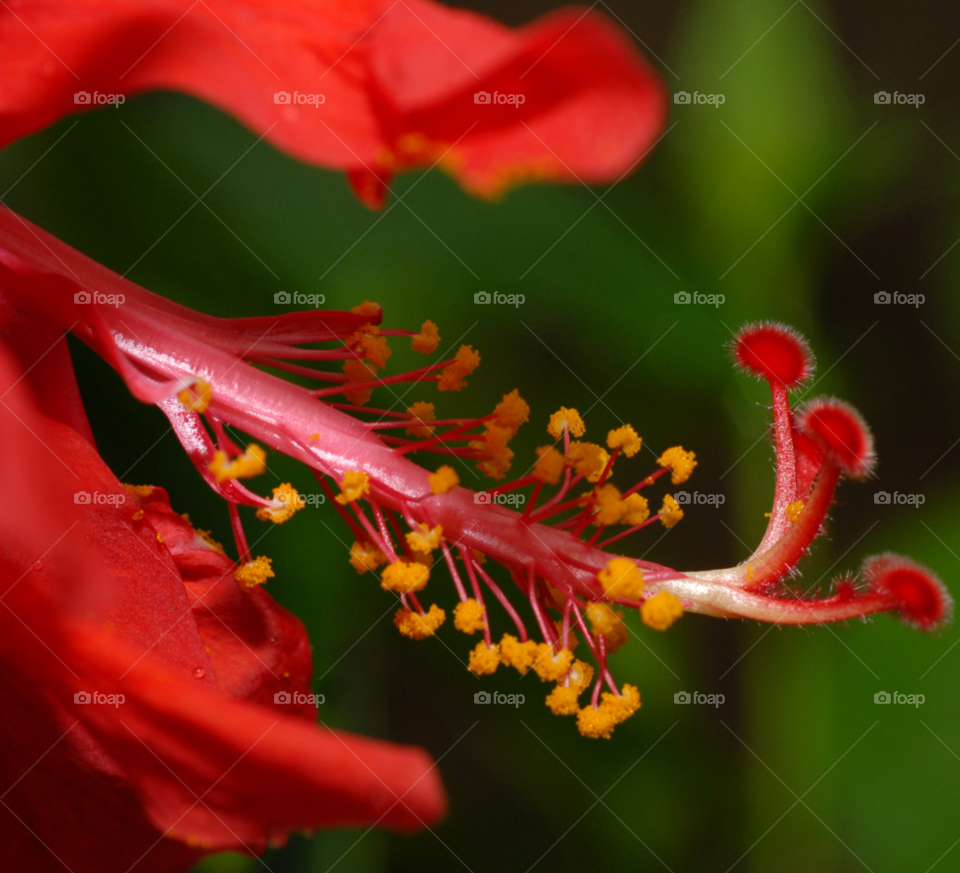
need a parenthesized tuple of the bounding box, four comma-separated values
(193, 668, 205, 679)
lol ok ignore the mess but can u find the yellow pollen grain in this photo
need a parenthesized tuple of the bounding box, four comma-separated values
(335, 471, 370, 505)
(132, 509, 145, 521)
(598, 558, 645, 600)
(208, 445, 267, 483)
(533, 446, 565, 485)
(256, 483, 306, 524)
(351, 301, 381, 318)
(196, 529, 225, 554)
(406, 401, 436, 437)
(310, 433, 320, 440)
(657, 446, 697, 485)
(492, 389, 530, 437)
(547, 407, 586, 440)
(607, 424, 642, 457)
(437, 345, 480, 392)
(124, 483, 154, 500)
(394, 604, 445, 640)
(406, 523, 444, 554)
(592, 484, 624, 526)
(234, 556, 275, 591)
(429, 465, 460, 494)
(349, 541, 388, 574)
(566, 441, 610, 483)
(532, 645, 574, 682)
(380, 560, 430, 594)
(500, 634, 540, 673)
(468, 641, 500, 675)
(659, 494, 684, 528)
(641, 591, 684, 631)
(412, 320, 440, 354)
(546, 685, 581, 716)
(786, 499, 805, 523)
(621, 493, 650, 526)
(584, 602, 629, 653)
(342, 358, 377, 406)
(178, 379, 212, 414)
(453, 598, 486, 634)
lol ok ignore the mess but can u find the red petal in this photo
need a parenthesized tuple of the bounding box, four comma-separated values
(0, 0, 665, 203)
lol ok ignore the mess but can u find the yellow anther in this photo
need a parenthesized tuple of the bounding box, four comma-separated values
(547, 407, 586, 440)
(657, 446, 697, 485)
(532, 645, 574, 682)
(412, 319, 441, 354)
(607, 425, 642, 458)
(500, 634, 540, 673)
(470, 424, 515, 480)
(621, 493, 650, 526)
(357, 334, 392, 369)
(568, 659, 595, 693)
(335, 471, 370, 505)
(233, 556, 275, 591)
(208, 444, 267, 483)
(380, 560, 430, 594)
(178, 379, 212, 414)
(659, 494, 684, 528)
(468, 641, 500, 675)
(342, 358, 377, 405)
(406, 523, 444, 553)
(598, 558, 645, 600)
(394, 604, 446, 639)
(576, 703, 619, 739)
(124, 484, 154, 500)
(592, 484, 624, 526)
(641, 591, 684, 631)
(349, 541, 388, 574)
(406, 401, 436, 437)
(786, 499, 805, 523)
(256, 483, 305, 524)
(584, 602, 629, 653)
(546, 685, 581, 716)
(553, 619, 577, 651)
(351, 301, 381, 317)
(566, 441, 610, 483)
(429, 465, 460, 494)
(196, 529, 225, 554)
(492, 389, 530, 437)
(576, 684, 641, 739)
(438, 345, 480, 392)
(533, 446, 565, 485)
(453, 598, 487, 634)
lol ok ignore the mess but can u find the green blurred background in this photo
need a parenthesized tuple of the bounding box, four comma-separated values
(3, 0, 960, 869)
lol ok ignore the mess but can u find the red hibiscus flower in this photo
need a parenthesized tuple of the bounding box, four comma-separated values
(0, 206, 950, 767)
(0, 0, 667, 206)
